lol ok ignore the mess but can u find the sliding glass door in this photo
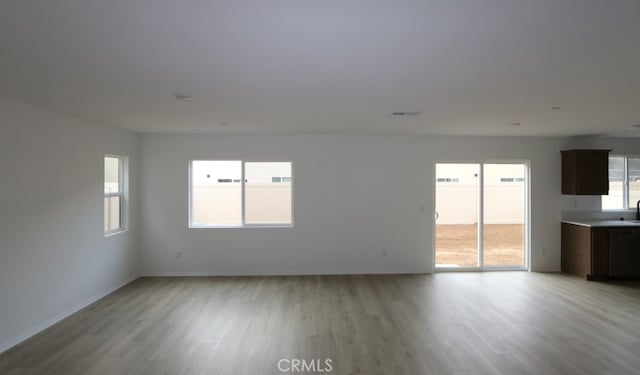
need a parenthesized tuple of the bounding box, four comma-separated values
(434, 163, 480, 267)
(435, 162, 528, 270)
(482, 164, 526, 268)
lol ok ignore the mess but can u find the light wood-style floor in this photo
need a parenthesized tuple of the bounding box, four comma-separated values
(2, 273, 640, 375)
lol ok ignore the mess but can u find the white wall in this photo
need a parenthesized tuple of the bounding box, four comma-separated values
(140, 134, 570, 276)
(0, 99, 139, 352)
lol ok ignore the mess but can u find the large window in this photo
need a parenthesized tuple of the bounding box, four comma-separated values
(190, 160, 292, 227)
(602, 155, 640, 210)
(104, 155, 127, 234)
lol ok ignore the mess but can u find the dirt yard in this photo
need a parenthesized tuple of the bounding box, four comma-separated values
(435, 224, 524, 267)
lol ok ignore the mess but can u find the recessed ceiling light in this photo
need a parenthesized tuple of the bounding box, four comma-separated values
(509, 122, 521, 127)
(174, 94, 192, 101)
(552, 106, 562, 110)
(390, 111, 421, 118)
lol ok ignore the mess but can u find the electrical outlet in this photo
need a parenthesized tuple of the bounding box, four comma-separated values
(176, 250, 183, 260)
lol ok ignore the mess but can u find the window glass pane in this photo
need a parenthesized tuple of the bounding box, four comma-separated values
(435, 163, 479, 267)
(245, 162, 292, 224)
(628, 158, 640, 207)
(483, 164, 525, 267)
(191, 161, 242, 225)
(104, 196, 121, 231)
(602, 156, 624, 210)
(104, 157, 120, 193)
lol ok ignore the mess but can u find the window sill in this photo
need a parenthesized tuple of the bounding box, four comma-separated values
(105, 229, 127, 237)
(189, 224, 294, 229)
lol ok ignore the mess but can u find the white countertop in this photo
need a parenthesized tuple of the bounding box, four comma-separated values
(562, 220, 640, 228)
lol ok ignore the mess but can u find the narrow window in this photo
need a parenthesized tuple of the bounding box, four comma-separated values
(629, 157, 640, 206)
(104, 155, 127, 234)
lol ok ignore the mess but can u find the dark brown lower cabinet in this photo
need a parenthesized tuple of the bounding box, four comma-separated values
(609, 229, 640, 277)
(561, 223, 640, 280)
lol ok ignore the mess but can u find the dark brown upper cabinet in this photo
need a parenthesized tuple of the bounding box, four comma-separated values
(561, 149, 610, 195)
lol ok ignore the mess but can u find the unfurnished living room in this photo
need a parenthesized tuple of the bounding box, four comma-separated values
(1, 1, 640, 374)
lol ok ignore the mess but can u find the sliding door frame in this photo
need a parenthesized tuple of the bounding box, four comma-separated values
(433, 160, 531, 272)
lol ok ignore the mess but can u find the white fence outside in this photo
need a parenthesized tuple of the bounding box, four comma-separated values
(435, 183, 525, 225)
(192, 184, 292, 225)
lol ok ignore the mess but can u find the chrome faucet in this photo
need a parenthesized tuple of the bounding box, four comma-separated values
(636, 200, 640, 220)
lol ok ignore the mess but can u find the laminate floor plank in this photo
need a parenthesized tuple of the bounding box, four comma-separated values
(2, 273, 640, 374)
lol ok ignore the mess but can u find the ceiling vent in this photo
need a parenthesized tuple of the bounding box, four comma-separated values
(174, 94, 193, 101)
(390, 111, 421, 118)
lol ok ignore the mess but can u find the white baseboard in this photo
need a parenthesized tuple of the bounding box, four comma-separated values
(141, 269, 428, 277)
(0, 275, 139, 354)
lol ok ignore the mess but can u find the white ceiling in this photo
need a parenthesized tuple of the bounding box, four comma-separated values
(1, 0, 639, 136)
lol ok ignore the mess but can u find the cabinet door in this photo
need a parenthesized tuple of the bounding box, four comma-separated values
(561, 223, 592, 278)
(591, 229, 610, 277)
(609, 229, 640, 277)
(575, 151, 609, 195)
(561, 150, 610, 195)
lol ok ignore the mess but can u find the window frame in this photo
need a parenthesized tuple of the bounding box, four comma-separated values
(602, 154, 640, 212)
(104, 155, 128, 236)
(188, 160, 294, 229)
